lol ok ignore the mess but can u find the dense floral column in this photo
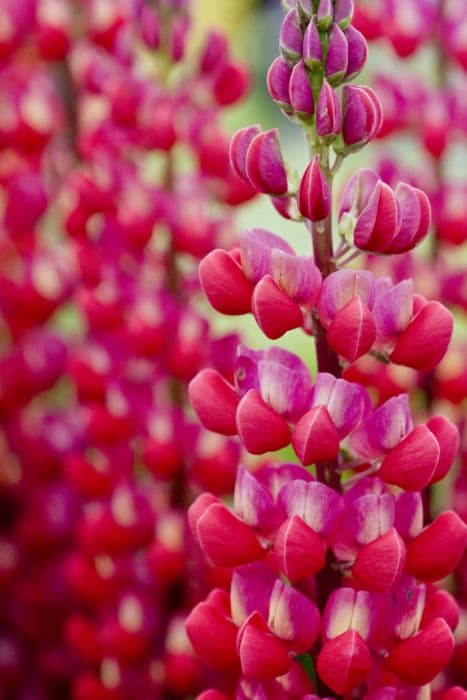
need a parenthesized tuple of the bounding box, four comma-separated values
(0, 1, 253, 698)
(186, 1, 467, 698)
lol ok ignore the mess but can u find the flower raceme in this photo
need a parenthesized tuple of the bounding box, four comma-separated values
(199, 230, 453, 366)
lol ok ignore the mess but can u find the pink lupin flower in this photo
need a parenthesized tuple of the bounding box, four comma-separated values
(237, 612, 291, 680)
(188, 369, 239, 435)
(303, 15, 322, 72)
(252, 275, 304, 338)
(279, 8, 303, 64)
(325, 23, 349, 86)
(317, 630, 371, 695)
(344, 25, 368, 80)
(236, 389, 291, 454)
(198, 249, 254, 315)
(341, 85, 383, 148)
(268, 579, 321, 652)
(352, 527, 406, 592)
(230, 124, 262, 182)
(186, 589, 239, 671)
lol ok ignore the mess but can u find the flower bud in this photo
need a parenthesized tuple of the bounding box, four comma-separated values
(245, 130, 289, 196)
(297, 156, 330, 221)
(352, 528, 406, 593)
(267, 57, 293, 111)
(291, 405, 340, 465)
(140, 6, 160, 49)
(289, 60, 314, 118)
(317, 630, 371, 695)
(385, 618, 455, 685)
(405, 511, 467, 583)
(378, 425, 440, 491)
(316, 81, 342, 141)
(325, 24, 348, 86)
(199, 249, 254, 315)
(279, 9, 303, 64)
(390, 301, 454, 371)
(188, 369, 239, 435)
(316, 0, 333, 31)
(236, 389, 291, 454)
(344, 25, 367, 80)
(334, 0, 354, 29)
(303, 16, 322, 73)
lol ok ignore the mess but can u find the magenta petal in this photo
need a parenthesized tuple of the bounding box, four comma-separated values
(240, 228, 294, 284)
(342, 85, 381, 147)
(236, 389, 291, 454)
(352, 528, 406, 593)
(373, 279, 413, 340)
(188, 369, 239, 435)
(271, 249, 322, 304)
(326, 296, 376, 362)
(353, 180, 399, 252)
(427, 415, 459, 484)
(278, 479, 342, 536)
(311, 373, 370, 438)
(334, 0, 354, 28)
(234, 467, 278, 529)
(230, 125, 262, 182)
(391, 184, 431, 253)
(390, 301, 454, 371)
(199, 249, 254, 315)
(196, 502, 264, 567)
(274, 514, 326, 581)
(268, 580, 321, 653)
(252, 275, 303, 339)
(378, 425, 440, 491)
(292, 405, 340, 465)
(237, 611, 292, 680)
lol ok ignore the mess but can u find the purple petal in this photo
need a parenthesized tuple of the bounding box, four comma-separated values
(256, 463, 314, 500)
(268, 580, 321, 651)
(234, 467, 279, 530)
(311, 373, 370, 437)
(240, 228, 295, 284)
(317, 270, 376, 327)
(235, 344, 264, 395)
(344, 25, 367, 79)
(325, 24, 348, 85)
(350, 394, 414, 460)
(258, 348, 313, 421)
(347, 493, 395, 546)
(270, 249, 322, 304)
(231, 563, 277, 626)
(303, 15, 322, 69)
(394, 491, 423, 540)
(278, 479, 342, 536)
(279, 8, 303, 62)
(373, 279, 413, 340)
(289, 59, 315, 117)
